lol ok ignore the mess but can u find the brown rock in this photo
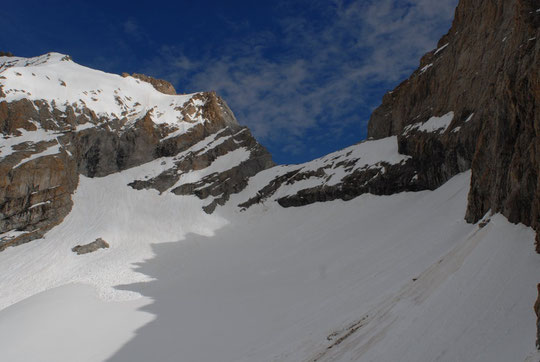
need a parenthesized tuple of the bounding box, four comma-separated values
(0, 99, 40, 135)
(367, 0, 540, 245)
(72, 238, 109, 255)
(0, 148, 78, 251)
(123, 72, 177, 95)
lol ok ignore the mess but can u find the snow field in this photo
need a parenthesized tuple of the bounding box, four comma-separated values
(0, 170, 537, 361)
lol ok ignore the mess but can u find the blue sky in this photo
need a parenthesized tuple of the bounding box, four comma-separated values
(2, 0, 458, 164)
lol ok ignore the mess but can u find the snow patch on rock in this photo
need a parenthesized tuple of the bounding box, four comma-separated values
(404, 111, 455, 134)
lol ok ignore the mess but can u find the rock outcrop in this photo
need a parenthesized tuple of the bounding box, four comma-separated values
(72, 237, 109, 255)
(130, 125, 274, 213)
(122, 72, 177, 95)
(238, 137, 416, 209)
(0, 144, 78, 250)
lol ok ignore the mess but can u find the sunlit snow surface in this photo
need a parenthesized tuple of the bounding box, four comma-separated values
(0, 167, 538, 362)
(0, 53, 199, 129)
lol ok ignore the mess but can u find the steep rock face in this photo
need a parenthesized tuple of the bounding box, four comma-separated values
(367, 0, 539, 247)
(0, 146, 77, 250)
(0, 53, 273, 249)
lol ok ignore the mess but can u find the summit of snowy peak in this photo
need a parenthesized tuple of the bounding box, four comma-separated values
(0, 52, 202, 129)
(0, 52, 72, 69)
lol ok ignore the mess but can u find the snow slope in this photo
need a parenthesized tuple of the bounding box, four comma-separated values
(0, 157, 229, 310)
(0, 167, 538, 361)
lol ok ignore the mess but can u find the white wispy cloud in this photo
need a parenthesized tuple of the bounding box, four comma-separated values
(145, 0, 459, 159)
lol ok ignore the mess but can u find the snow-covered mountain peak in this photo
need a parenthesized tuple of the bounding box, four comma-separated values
(0, 52, 200, 128)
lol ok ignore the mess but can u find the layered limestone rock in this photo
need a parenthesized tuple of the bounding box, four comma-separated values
(0, 144, 77, 250)
(0, 54, 273, 249)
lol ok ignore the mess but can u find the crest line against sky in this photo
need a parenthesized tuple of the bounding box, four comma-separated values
(2, 0, 459, 164)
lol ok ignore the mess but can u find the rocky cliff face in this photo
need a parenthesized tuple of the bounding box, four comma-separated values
(0, 53, 273, 249)
(367, 0, 539, 250)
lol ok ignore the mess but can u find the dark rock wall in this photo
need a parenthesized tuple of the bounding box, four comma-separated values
(168, 127, 274, 213)
(367, 0, 540, 248)
(131, 124, 274, 213)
